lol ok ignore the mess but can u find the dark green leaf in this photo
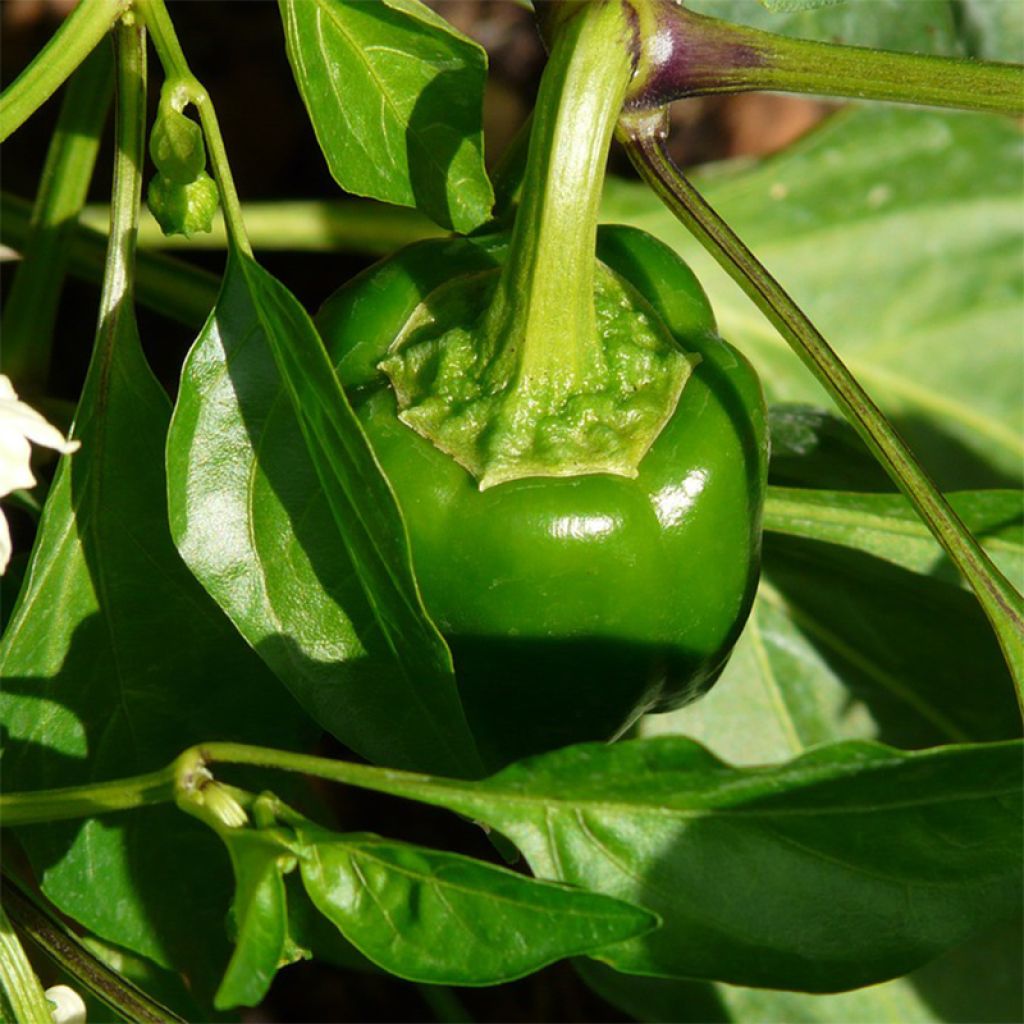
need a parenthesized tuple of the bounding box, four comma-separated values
(214, 830, 298, 1010)
(279, 0, 493, 233)
(166, 251, 481, 777)
(604, 107, 1024, 488)
(764, 487, 1024, 592)
(369, 738, 1023, 992)
(0, 297, 311, 1001)
(293, 823, 657, 985)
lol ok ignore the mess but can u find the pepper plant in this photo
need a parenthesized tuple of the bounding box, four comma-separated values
(0, 0, 1022, 1021)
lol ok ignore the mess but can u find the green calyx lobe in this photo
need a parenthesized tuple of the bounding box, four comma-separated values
(379, 0, 696, 490)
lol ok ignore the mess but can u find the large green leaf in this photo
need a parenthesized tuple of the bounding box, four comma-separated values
(343, 737, 1022, 992)
(604, 106, 1024, 487)
(166, 251, 481, 777)
(279, 0, 493, 233)
(0, 294, 311, 1001)
(293, 823, 657, 986)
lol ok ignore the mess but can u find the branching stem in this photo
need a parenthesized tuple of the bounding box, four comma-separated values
(627, 0, 1024, 116)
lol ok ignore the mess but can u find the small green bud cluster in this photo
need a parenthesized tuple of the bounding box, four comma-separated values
(146, 87, 219, 237)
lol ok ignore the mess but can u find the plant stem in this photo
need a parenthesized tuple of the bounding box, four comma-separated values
(620, 115, 1024, 709)
(0, 0, 128, 144)
(628, 0, 1024, 116)
(135, 0, 252, 255)
(2, 43, 114, 392)
(484, 0, 634, 395)
(0, 766, 177, 826)
(0, 902, 52, 1024)
(81, 198, 442, 253)
(98, 17, 147, 327)
(1, 877, 185, 1024)
(1, 191, 220, 329)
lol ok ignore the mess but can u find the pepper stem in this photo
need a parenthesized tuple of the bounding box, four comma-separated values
(483, 0, 634, 397)
(381, 0, 696, 489)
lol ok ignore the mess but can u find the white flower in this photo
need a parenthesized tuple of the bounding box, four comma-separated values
(44, 985, 87, 1024)
(0, 374, 80, 575)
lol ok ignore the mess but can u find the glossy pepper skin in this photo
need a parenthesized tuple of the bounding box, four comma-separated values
(318, 225, 768, 770)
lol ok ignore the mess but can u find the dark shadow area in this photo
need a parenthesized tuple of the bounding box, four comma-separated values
(762, 534, 1021, 748)
(451, 634, 719, 772)
(767, 403, 1022, 493)
(406, 68, 489, 232)
(911, 912, 1024, 1023)
(768, 404, 895, 491)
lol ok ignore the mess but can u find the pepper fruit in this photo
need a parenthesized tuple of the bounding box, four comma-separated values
(318, 1, 767, 769)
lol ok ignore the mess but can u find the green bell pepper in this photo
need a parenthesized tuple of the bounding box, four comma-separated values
(317, 225, 767, 769)
(316, 1, 767, 769)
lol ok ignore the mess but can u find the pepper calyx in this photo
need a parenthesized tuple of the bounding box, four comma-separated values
(379, 263, 698, 490)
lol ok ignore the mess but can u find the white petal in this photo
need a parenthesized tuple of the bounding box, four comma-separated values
(45, 985, 87, 1024)
(0, 399, 80, 455)
(0, 430, 36, 496)
(0, 376, 80, 500)
(0, 509, 11, 576)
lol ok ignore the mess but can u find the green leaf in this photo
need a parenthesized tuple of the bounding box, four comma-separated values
(166, 251, 481, 777)
(214, 830, 299, 1010)
(278, 0, 493, 233)
(765, 487, 1024, 592)
(293, 823, 658, 985)
(603, 106, 1024, 487)
(0, 295, 311, 1001)
(687, 0, 964, 53)
(369, 738, 1023, 992)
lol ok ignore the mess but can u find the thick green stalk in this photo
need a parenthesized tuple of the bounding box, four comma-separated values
(2, 44, 114, 391)
(620, 116, 1024, 709)
(628, 0, 1024, 116)
(483, 0, 634, 395)
(0, 904, 51, 1024)
(0, 0, 128, 143)
(0, 767, 176, 826)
